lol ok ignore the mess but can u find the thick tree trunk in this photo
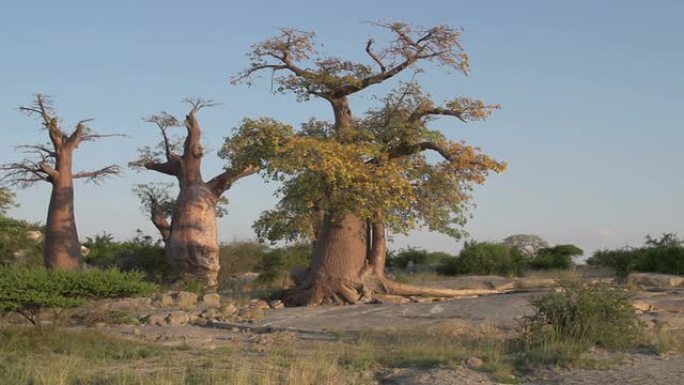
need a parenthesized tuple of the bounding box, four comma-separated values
(369, 222, 387, 276)
(165, 182, 220, 290)
(285, 216, 500, 306)
(44, 177, 81, 269)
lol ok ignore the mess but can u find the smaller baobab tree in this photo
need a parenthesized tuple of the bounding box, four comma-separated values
(133, 182, 228, 244)
(131, 99, 288, 289)
(0, 95, 120, 269)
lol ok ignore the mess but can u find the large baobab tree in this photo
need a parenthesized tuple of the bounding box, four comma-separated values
(236, 22, 505, 305)
(131, 99, 288, 289)
(0, 95, 120, 269)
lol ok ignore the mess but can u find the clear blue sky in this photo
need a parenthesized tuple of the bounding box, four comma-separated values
(1, 0, 682, 258)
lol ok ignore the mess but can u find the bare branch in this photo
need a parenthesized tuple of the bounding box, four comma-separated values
(143, 112, 181, 162)
(365, 38, 386, 72)
(0, 160, 53, 187)
(408, 99, 501, 123)
(183, 97, 220, 114)
(73, 164, 121, 184)
(15, 144, 57, 158)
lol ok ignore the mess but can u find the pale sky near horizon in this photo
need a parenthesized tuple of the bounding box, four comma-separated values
(1, 0, 682, 259)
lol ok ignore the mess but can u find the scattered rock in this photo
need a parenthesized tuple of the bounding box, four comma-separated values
(144, 313, 168, 326)
(250, 299, 271, 310)
(268, 300, 284, 309)
(152, 293, 174, 307)
(222, 304, 239, 316)
(201, 293, 222, 308)
(166, 311, 191, 326)
(172, 292, 198, 310)
(25, 230, 43, 241)
(464, 356, 484, 370)
(633, 301, 653, 312)
(628, 273, 684, 289)
(202, 308, 220, 318)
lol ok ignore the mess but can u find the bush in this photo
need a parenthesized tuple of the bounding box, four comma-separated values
(519, 283, 641, 366)
(0, 266, 156, 325)
(83, 231, 168, 283)
(389, 248, 454, 268)
(587, 233, 684, 277)
(218, 240, 268, 277)
(437, 242, 527, 276)
(0, 216, 43, 267)
(529, 244, 582, 270)
(256, 243, 311, 287)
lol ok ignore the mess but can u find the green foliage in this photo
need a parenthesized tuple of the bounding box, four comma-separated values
(519, 283, 642, 367)
(0, 216, 43, 267)
(218, 241, 268, 278)
(237, 24, 505, 245)
(255, 243, 311, 286)
(0, 188, 17, 215)
(437, 242, 527, 276)
(587, 233, 684, 277)
(83, 231, 168, 283)
(529, 244, 582, 270)
(389, 248, 453, 268)
(0, 266, 156, 325)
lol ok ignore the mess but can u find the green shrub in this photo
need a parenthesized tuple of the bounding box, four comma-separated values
(218, 240, 268, 277)
(389, 248, 454, 268)
(586, 248, 639, 277)
(0, 266, 156, 325)
(0, 216, 43, 267)
(83, 231, 168, 283)
(437, 242, 527, 276)
(529, 244, 582, 270)
(256, 243, 311, 287)
(587, 233, 684, 277)
(519, 283, 641, 367)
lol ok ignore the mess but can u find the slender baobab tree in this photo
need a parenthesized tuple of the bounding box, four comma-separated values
(0, 94, 120, 269)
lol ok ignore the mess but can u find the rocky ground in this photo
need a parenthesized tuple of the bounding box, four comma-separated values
(5, 273, 684, 385)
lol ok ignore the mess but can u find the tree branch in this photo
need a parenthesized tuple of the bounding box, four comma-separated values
(141, 160, 181, 177)
(365, 38, 386, 73)
(143, 112, 181, 162)
(73, 164, 121, 184)
(388, 141, 454, 161)
(0, 160, 53, 187)
(207, 165, 260, 195)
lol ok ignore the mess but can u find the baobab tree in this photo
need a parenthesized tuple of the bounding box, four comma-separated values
(235, 22, 505, 305)
(131, 99, 288, 289)
(133, 182, 228, 243)
(0, 95, 120, 269)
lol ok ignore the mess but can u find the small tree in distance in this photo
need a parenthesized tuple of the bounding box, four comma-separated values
(0, 95, 120, 269)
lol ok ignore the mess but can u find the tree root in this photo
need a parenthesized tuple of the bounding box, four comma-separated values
(283, 270, 503, 306)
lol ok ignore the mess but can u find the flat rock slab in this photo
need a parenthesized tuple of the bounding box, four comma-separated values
(258, 292, 537, 332)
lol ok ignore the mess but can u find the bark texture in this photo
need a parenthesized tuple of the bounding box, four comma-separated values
(166, 183, 220, 289)
(44, 174, 81, 269)
(138, 101, 258, 290)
